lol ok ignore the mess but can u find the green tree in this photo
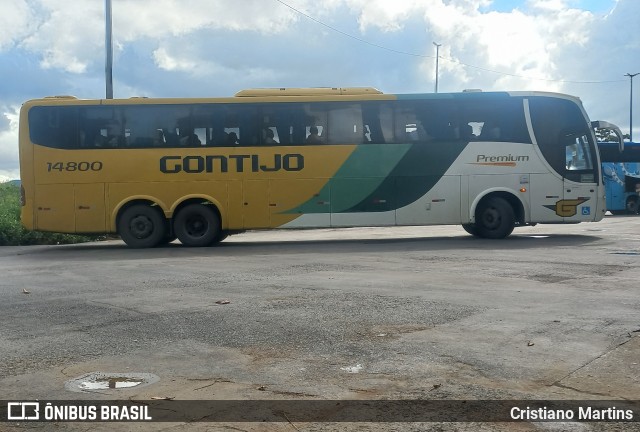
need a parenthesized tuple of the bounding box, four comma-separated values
(594, 128, 630, 142)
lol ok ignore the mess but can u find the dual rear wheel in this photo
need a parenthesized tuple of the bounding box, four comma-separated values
(117, 203, 224, 248)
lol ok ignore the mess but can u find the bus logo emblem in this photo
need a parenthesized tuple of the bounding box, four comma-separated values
(544, 198, 589, 217)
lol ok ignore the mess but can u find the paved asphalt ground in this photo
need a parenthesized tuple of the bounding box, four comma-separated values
(0, 216, 639, 431)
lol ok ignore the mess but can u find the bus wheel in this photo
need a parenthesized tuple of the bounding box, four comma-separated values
(174, 204, 220, 247)
(213, 231, 229, 243)
(626, 197, 639, 214)
(118, 204, 166, 248)
(461, 224, 479, 236)
(475, 197, 515, 239)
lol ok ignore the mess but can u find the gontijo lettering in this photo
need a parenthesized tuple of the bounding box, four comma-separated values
(160, 154, 304, 173)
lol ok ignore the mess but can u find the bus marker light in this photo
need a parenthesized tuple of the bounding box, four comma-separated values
(520, 188, 527, 193)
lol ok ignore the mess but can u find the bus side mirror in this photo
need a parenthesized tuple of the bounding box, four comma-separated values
(592, 121, 624, 152)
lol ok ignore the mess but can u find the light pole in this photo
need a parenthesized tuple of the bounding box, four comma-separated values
(105, 0, 113, 99)
(626, 73, 639, 142)
(433, 42, 442, 93)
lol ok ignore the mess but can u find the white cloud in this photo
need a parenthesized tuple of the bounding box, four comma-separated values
(19, 0, 104, 73)
(342, 0, 422, 32)
(0, 0, 37, 50)
(152, 47, 202, 73)
(117, 0, 299, 38)
(0, 106, 20, 180)
(10, 0, 305, 74)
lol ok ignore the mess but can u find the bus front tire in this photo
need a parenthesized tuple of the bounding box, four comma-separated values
(475, 197, 515, 239)
(118, 204, 166, 248)
(462, 223, 479, 236)
(174, 204, 221, 247)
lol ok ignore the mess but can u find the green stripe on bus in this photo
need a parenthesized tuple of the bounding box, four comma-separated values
(342, 140, 469, 212)
(283, 144, 412, 214)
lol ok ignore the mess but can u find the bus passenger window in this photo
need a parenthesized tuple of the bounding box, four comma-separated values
(194, 128, 207, 146)
(362, 102, 392, 144)
(95, 121, 125, 148)
(479, 121, 501, 141)
(327, 103, 362, 144)
(226, 130, 239, 145)
(394, 102, 431, 143)
(153, 129, 165, 146)
(565, 135, 592, 170)
(363, 125, 371, 142)
(178, 128, 201, 146)
(263, 127, 279, 144)
(305, 126, 323, 144)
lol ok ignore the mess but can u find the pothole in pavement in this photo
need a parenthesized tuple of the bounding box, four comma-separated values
(65, 372, 160, 393)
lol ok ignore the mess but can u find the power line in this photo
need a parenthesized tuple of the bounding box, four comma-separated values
(274, 0, 626, 85)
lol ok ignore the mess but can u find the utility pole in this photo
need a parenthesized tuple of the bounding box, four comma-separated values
(433, 42, 442, 93)
(626, 73, 639, 142)
(105, 0, 113, 99)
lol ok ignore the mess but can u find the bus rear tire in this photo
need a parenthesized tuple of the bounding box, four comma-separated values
(118, 204, 166, 248)
(475, 197, 515, 239)
(174, 204, 221, 247)
(213, 231, 229, 243)
(626, 197, 639, 214)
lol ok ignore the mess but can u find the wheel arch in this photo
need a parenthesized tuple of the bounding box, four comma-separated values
(470, 189, 525, 225)
(625, 194, 639, 214)
(111, 197, 168, 232)
(171, 195, 225, 228)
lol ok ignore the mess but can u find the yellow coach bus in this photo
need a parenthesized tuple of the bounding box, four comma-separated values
(19, 87, 623, 247)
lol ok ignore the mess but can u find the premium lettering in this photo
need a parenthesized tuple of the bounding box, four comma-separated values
(476, 154, 529, 163)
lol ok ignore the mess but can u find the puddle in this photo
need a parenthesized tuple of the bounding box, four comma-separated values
(611, 252, 640, 256)
(340, 364, 363, 374)
(65, 372, 159, 393)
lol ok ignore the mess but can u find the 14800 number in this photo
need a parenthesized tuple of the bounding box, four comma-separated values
(46, 161, 103, 172)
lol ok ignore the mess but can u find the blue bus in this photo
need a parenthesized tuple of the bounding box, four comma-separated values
(598, 141, 640, 214)
(602, 162, 640, 214)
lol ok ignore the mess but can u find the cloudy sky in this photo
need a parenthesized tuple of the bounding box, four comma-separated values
(0, 0, 638, 181)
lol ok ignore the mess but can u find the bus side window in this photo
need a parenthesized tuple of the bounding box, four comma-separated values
(262, 127, 279, 145)
(220, 105, 258, 146)
(94, 120, 125, 148)
(225, 128, 240, 145)
(460, 123, 474, 141)
(394, 101, 432, 143)
(163, 129, 180, 146)
(305, 126, 324, 144)
(362, 102, 392, 144)
(327, 103, 362, 144)
(29, 106, 79, 149)
(302, 103, 327, 145)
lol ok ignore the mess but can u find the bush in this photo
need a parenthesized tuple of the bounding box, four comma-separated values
(0, 182, 104, 246)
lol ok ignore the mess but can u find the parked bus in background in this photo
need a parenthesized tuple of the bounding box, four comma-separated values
(602, 162, 640, 214)
(19, 88, 623, 248)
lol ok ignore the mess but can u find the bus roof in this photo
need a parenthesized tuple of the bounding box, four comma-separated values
(26, 89, 581, 105)
(234, 87, 383, 97)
